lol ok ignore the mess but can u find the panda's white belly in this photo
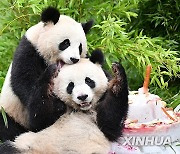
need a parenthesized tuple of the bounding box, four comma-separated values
(0, 63, 29, 128)
(14, 112, 110, 154)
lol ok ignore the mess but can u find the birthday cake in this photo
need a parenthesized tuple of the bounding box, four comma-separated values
(124, 66, 180, 139)
(109, 65, 180, 154)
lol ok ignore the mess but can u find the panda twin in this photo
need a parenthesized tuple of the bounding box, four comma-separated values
(0, 7, 129, 154)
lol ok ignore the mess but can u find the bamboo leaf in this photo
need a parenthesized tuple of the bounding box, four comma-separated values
(1, 107, 8, 128)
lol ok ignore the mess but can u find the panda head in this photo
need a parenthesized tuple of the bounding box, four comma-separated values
(26, 7, 93, 65)
(53, 50, 108, 111)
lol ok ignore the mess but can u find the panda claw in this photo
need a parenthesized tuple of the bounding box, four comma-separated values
(110, 63, 123, 95)
(47, 87, 53, 96)
(53, 70, 59, 78)
(112, 63, 121, 81)
(46, 65, 60, 96)
(47, 78, 54, 95)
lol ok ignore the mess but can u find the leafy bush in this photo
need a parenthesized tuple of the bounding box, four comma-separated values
(0, 0, 179, 107)
(131, 0, 180, 51)
(91, 16, 179, 90)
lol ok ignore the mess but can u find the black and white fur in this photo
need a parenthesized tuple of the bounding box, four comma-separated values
(0, 52, 128, 154)
(0, 7, 93, 141)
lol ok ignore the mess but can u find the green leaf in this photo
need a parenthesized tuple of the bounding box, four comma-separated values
(128, 12, 138, 18)
(105, 56, 112, 69)
(1, 107, 8, 128)
(155, 77, 162, 88)
(125, 11, 131, 21)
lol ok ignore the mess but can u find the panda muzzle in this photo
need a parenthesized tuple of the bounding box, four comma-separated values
(79, 102, 91, 108)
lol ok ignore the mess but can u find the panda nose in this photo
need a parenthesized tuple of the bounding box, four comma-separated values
(70, 58, 79, 64)
(77, 95, 88, 101)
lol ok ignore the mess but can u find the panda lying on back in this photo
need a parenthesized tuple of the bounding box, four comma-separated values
(0, 7, 93, 141)
(0, 50, 128, 154)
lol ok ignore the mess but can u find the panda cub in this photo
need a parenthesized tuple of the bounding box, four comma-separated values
(0, 7, 93, 141)
(0, 51, 129, 154)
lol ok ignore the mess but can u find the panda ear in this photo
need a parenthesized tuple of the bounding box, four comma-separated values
(81, 20, 94, 34)
(41, 7, 60, 25)
(90, 49, 104, 65)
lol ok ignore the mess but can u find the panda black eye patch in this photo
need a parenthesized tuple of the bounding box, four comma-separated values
(79, 43, 82, 55)
(59, 39, 70, 51)
(67, 82, 74, 94)
(85, 77, 95, 88)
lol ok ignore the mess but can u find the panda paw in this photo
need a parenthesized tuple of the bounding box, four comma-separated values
(109, 63, 124, 96)
(47, 64, 59, 78)
(44, 64, 59, 95)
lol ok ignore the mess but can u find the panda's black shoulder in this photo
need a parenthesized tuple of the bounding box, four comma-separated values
(11, 36, 47, 103)
(12, 35, 47, 74)
(14, 36, 44, 62)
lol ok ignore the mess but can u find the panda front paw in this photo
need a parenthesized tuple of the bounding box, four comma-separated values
(46, 64, 59, 79)
(46, 64, 59, 95)
(109, 63, 125, 96)
(39, 64, 59, 95)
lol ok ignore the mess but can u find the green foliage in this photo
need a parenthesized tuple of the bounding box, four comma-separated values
(131, 0, 180, 50)
(91, 16, 180, 90)
(168, 93, 180, 109)
(0, 0, 179, 105)
(1, 107, 8, 128)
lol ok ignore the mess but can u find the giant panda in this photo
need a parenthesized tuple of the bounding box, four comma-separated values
(0, 7, 93, 142)
(0, 50, 128, 154)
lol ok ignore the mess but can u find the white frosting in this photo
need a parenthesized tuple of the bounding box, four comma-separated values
(128, 88, 171, 123)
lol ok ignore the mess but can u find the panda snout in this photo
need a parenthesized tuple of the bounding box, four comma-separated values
(70, 57, 79, 64)
(77, 94, 88, 101)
